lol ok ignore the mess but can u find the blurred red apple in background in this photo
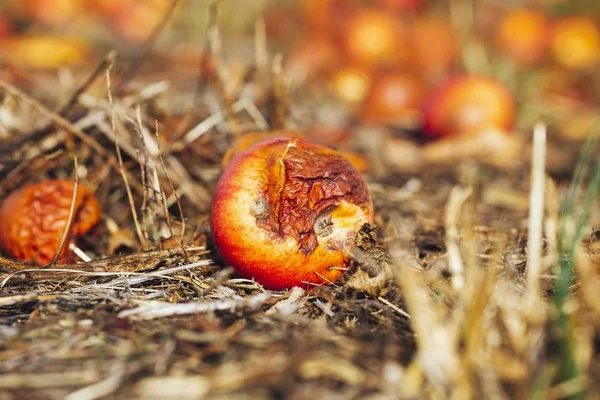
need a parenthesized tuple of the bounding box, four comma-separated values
(113, 0, 173, 43)
(360, 69, 426, 124)
(423, 76, 515, 138)
(496, 8, 551, 65)
(0, 36, 90, 69)
(340, 8, 409, 67)
(551, 16, 600, 70)
(330, 66, 371, 104)
(21, 0, 84, 26)
(410, 16, 459, 80)
(287, 32, 341, 81)
(378, 0, 425, 12)
(300, 0, 351, 29)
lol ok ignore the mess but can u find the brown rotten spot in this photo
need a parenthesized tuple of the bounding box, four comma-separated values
(0, 180, 101, 265)
(211, 137, 373, 290)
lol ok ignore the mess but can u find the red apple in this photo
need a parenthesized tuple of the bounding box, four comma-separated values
(378, 0, 424, 12)
(211, 136, 373, 290)
(330, 66, 371, 103)
(22, 0, 83, 25)
(551, 16, 600, 70)
(286, 32, 341, 80)
(423, 76, 516, 138)
(359, 70, 426, 123)
(340, 8, 409, 67)
(410, 16, 459, 79)
(496, 8, 551, 65)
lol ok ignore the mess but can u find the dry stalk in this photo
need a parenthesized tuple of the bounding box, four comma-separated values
(115, 0, 181, 94)
(50, 156, 80, 266)
(106, 68, 148, 251)
(444, 185, 472, 292)
(155, 121, 186, 244)
(0, 79, 144, 194)
(526, 123, 547, 308)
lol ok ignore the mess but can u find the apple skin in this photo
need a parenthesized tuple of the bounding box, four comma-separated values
(211, 137, 373, 290)
(423, 76, 516, 138)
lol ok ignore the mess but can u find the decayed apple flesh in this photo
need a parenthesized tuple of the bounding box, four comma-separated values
(211, 137, 374, 290)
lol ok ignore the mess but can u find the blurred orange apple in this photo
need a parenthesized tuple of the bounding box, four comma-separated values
(300, 0, 351, 29)
(340, 9, 409, 67)
(287, 32, 341, 80)
(551, 16, 600, 70)
(360, 70, 426, 124)
(330, 66, 371, 103)
(114, 0, 173, 43)
(410, 16, 458, 80)
(0, 36, 89, 69)
(22, 0, 84, 25)
(423, 76, 515, 138)
(378, 0, 424, 12)
(496, 8, 551, 65)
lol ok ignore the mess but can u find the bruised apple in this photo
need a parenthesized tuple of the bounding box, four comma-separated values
(211, 137, 374, 290)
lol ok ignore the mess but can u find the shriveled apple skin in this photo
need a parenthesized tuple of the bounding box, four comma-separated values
(211, 137, 373, 290)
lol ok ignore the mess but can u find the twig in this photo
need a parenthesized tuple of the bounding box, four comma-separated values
(0, 79, 144, 194)
(65, 363, 125, 400)
(0, 51, 117, 157)
(115, 0, 181, 94)
(118, 292, 271, 320)
(106, 67, 148, 250)
(50, 156, 80, 266)
(444, 186, 472, 292)
(155, 120, 186, 245)
(526, 123, 547, 305)
(0, 247, 208, 286)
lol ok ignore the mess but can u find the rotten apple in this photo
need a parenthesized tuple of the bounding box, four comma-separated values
(211, 137, 374, 290)
(0, 180, 101, 265)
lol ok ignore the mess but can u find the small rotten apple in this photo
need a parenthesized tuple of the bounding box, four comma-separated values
(211, 137, 374, 290)
(0, 180, 101, 265)
(423, 76, 515, 138)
